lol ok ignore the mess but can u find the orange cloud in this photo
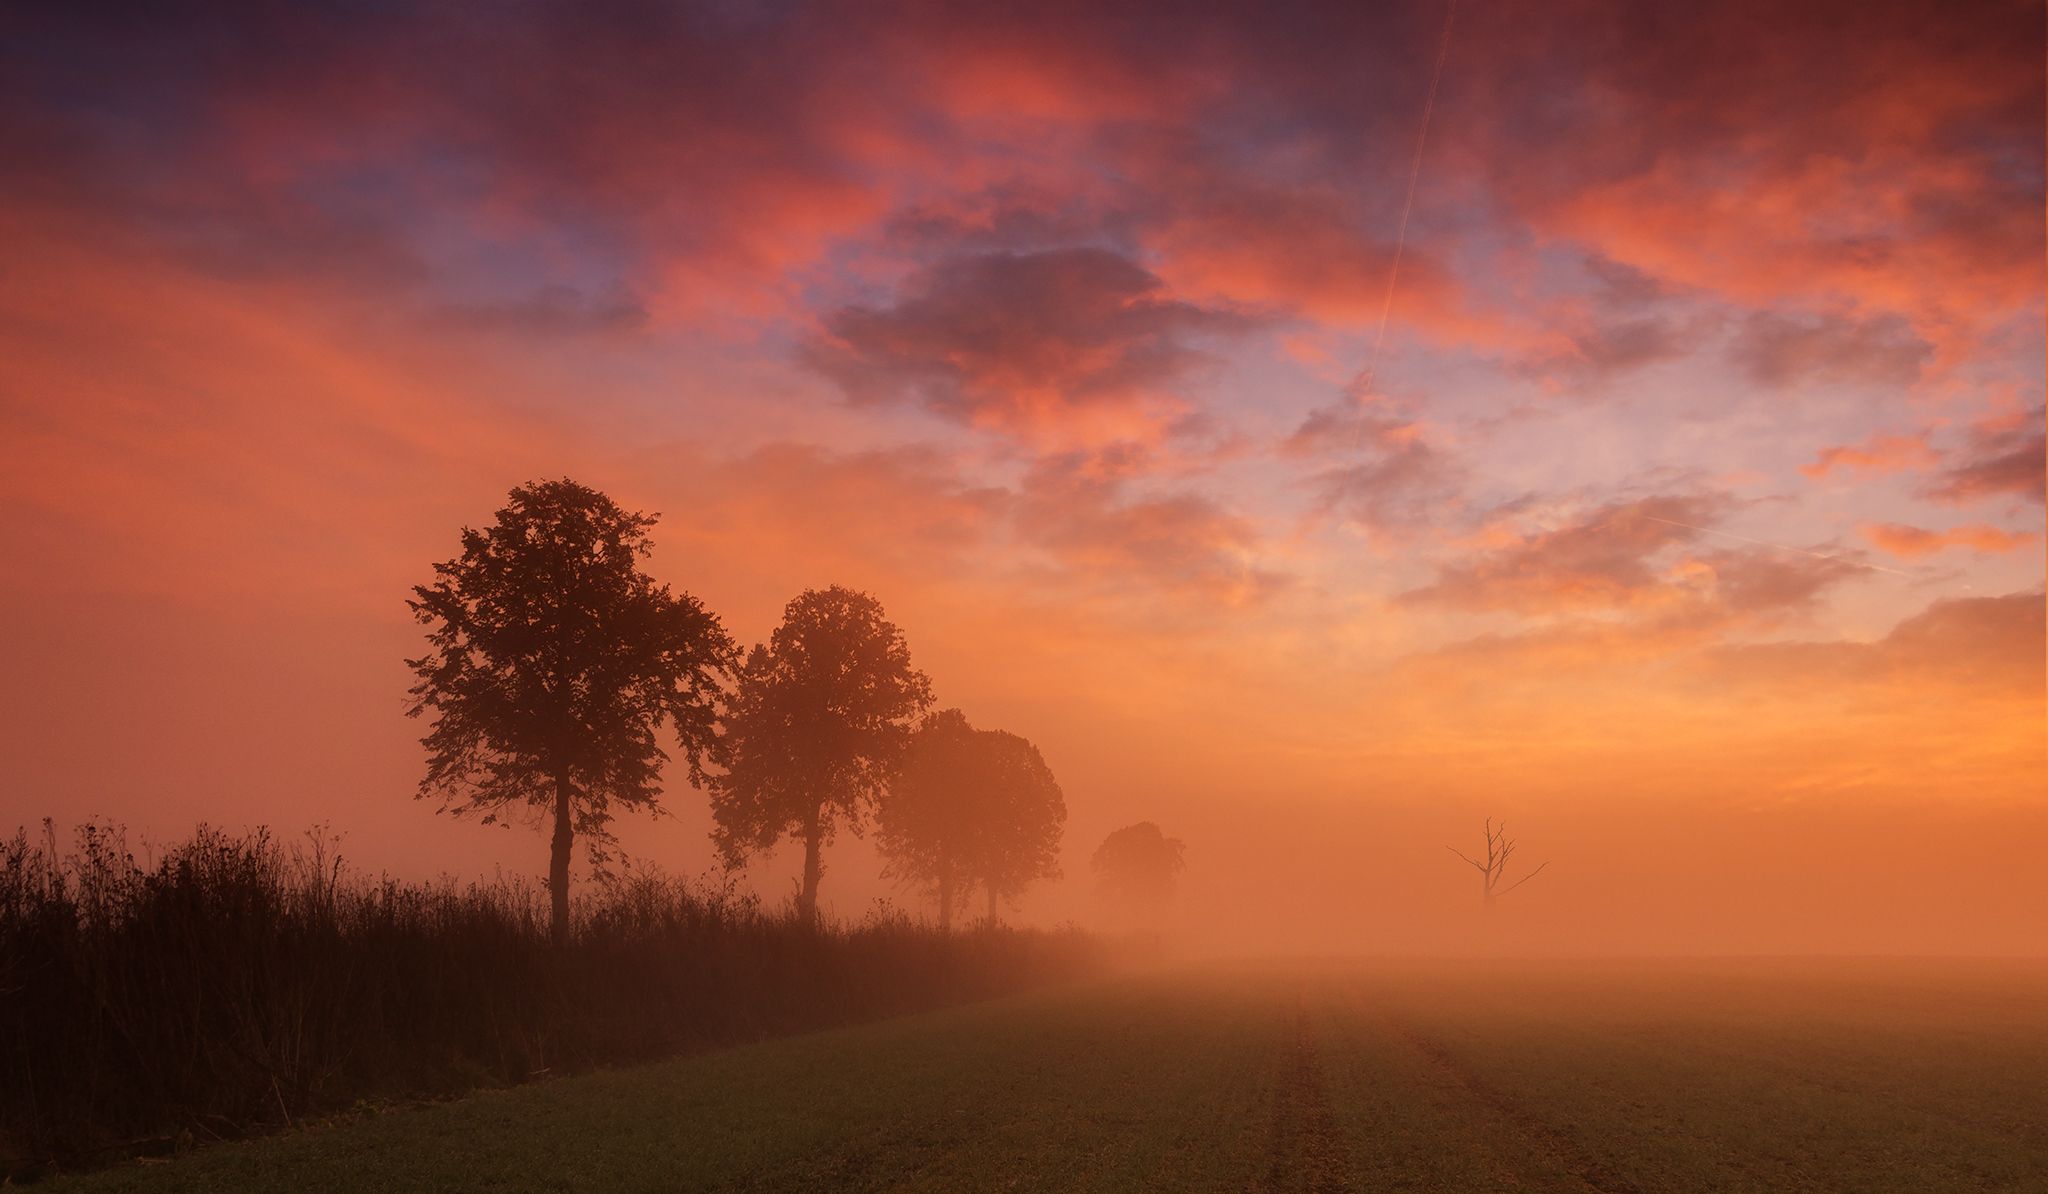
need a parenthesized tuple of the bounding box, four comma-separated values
(1858, 522, 2036, 559)
(1708, 592, 2046, 700)
(1800, 432, 1939, 480)
(1012, 456, 1287, 607)
(1464, 0, 2042, 375)
(1395, 493, 1872, 623)
(1138, 182, 1580, 363)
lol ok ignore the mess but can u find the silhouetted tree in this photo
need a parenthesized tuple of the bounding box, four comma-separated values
(710, 586, 932, 926)
(965, 728, 1065, 927)
(406, 479, 735, 945)
(879, 709, 1066, 930)
(877, 709, 978, 930)
(1447, 817, 1547, 907)
(1091, 821, 1184, 929)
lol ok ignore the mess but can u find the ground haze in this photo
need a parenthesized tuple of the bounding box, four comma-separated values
(60, 958, 2046, 1192)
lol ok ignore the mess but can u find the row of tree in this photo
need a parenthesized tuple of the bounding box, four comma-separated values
(406, 479, 1183, 943)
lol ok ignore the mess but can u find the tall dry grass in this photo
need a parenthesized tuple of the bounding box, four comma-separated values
(0, 821, 1104, 1176)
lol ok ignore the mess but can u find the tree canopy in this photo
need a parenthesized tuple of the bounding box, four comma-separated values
(1091, 821, 1185, 929)
(877, 709, 979, 929)
(405, 478, 735, 943)
(710, 585, 932, 924)
(879, 709, 1066, 929)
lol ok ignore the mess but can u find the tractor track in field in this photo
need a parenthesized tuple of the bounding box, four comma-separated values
(1377, 1012, 1645, 1194)
(1256, 988, 1350, 1192)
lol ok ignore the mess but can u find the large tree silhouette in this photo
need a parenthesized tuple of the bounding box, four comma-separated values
(711, 586, 931, 925)
(406, 479, 735, 945)
(1091, 821, 1185, 930)
(879, 709, 1066, 930)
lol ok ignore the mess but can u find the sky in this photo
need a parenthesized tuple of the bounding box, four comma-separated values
(2, 0, 2043, 954)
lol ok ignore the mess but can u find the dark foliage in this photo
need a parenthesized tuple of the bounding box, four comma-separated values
(878, 709, 1066, 930)
(407, 478, 738, 944)
(0, 822, 1103, 1179)
(711, 586, 933, 925)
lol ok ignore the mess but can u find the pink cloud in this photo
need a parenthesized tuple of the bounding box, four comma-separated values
(1398, 494, 1863, 619)
(1919, 410, 2047, 507)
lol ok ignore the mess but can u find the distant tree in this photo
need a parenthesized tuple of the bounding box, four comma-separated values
(964, 728, 1065, 927)
(1091, 821, 1184, 929)
(876, 709, 978, 930)
(879, 710, 1066, 930)
(710, 586, 932, 926)
(1447, 818, 1548, 907)
(406, 479, 736, 945)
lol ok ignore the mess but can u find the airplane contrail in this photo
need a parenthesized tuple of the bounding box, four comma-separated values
(1347, 0, 1459, 458)
(1357, 0, 1459, 406)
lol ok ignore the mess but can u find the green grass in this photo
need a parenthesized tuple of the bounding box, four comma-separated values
(55, 960, 2047, 1192)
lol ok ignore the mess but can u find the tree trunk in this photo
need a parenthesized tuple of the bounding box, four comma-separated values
(550, 772, 574, 946)
(937, 863, 953, 933)
(799, 805, 824, 929)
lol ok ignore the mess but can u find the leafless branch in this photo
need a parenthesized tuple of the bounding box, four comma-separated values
(1495, 859, 1549, 896)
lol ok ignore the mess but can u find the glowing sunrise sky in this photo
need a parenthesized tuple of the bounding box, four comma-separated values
(2, 0, 2042, 952)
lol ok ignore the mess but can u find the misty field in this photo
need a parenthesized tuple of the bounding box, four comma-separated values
(56, 959, 2045, 1193)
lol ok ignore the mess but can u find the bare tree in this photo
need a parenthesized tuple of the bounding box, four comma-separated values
(1447, 818, 1547, 907)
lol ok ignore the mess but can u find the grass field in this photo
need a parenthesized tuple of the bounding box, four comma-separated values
(55, 959, 2046, 1192)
